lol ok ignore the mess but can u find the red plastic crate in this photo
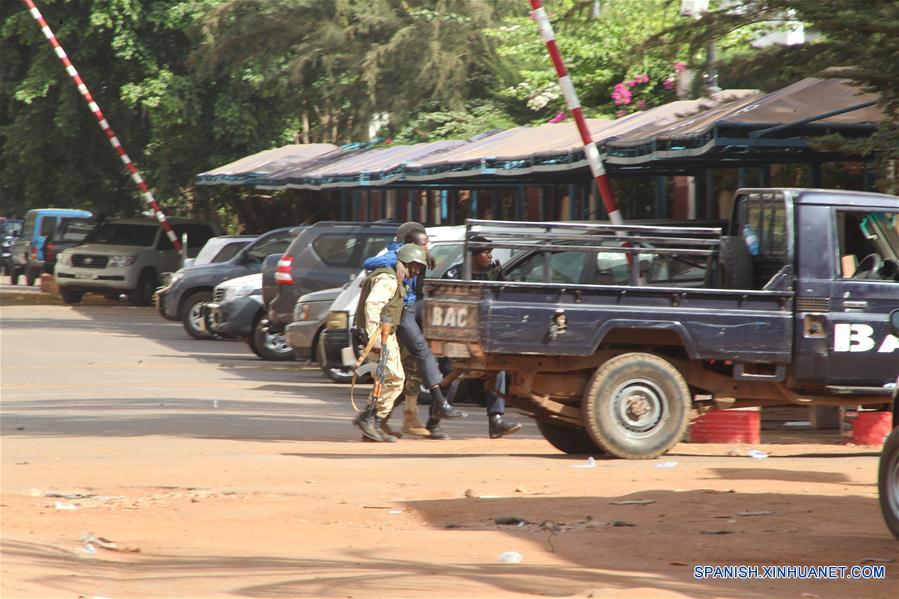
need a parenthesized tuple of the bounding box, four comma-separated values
(689, 408, 761, 444)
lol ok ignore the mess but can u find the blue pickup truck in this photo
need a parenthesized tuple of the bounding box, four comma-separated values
(423, 188, 899, 462)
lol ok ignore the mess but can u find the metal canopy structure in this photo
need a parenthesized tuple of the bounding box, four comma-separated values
(195, 78, 885, 190)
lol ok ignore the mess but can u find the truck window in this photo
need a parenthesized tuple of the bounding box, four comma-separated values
(40, 216, 58, 238)
(507, 251, 587, 284)
(22, 213, 36, 240)
(836, 210, 899, 280)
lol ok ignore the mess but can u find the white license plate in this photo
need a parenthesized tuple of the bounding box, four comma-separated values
(75, 272, 97, 280)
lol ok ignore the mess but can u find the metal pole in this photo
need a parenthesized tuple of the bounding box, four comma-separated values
(21, 0, 182, 252)
(529, 1, 622, 225)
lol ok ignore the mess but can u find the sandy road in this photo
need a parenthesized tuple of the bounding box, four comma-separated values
(1, 302, 896, 598)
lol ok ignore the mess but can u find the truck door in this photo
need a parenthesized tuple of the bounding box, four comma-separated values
(826, 208, 899, 386)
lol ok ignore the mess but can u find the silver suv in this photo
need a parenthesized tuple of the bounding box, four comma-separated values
(55, 217, 218, 305)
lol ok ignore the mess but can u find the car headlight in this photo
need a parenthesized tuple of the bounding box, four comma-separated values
(109, 255, 136, 267)
(222, 283, 256, 303)
(57, 253, 72, 266)
(326, 310, 349, 329)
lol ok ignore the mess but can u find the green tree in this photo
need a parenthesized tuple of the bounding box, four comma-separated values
(1, 0, 297, 217)
(654, 0, 899, 192)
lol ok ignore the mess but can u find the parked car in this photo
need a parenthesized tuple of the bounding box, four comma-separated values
(285, 286, 344, 373)
(202, 272, 294, 360)
(182, 234, 256, 269)
(10, 208, 92, 285)
(265, 221, 397, 334)
(43, 216, 97, 274)
(156, 227, 296, 339)
(55, 217, 218, 305)
(1, 218, 23, 276)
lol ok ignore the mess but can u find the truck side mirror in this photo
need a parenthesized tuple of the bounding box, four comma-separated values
(889, 309, 899, 338)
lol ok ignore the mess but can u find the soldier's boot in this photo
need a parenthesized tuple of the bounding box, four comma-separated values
(488, 413, 522, 439)
(380, 408, 403, 439)
(425, 417, 449, 440)
(375, 416, 398, 442)
(402, 393, 430, 437)
(430, 386, 467, 419)
(354, 410, 385, 442)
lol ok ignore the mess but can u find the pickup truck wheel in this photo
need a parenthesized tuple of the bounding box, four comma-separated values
(718, 236, 754, 289)
(61, 289, 84, 304)
(537, 419, 605, 455)
(582, 352, 690, 460)
(251, 319, 295, 361)
(181, 291, 214, 339)
(317, 338, 353, 383)
(878, 426, 899, 539)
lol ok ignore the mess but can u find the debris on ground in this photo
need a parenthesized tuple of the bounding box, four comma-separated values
(655, 462, 678, 468)
(747, 450, 769, 459)
(80, 533, 140, 553)
(572, 457, 597, 469)
(495, 515, 529, 526)
(497, 551, 523, 563)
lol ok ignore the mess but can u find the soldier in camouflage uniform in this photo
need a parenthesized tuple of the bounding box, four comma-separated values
(353, 243, 430, 442)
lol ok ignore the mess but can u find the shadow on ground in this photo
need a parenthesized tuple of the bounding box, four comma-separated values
(2, 490, 895, 598)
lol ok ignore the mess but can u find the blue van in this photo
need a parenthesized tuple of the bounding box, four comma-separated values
(10, 208, 93, 286)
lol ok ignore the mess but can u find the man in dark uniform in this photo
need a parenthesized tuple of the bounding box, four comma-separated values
(443, 236, 522, 439)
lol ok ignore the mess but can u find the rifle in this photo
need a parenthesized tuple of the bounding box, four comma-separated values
(351, 322, 391, 412)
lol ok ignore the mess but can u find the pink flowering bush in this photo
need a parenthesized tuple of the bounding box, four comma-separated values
(609, 62, 685, 118)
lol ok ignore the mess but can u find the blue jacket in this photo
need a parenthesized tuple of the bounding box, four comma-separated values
(363, 241, 417, 305)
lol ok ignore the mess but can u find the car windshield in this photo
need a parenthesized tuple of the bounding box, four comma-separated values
(87, 223, 158, 246)
(57, 218, 96, 243)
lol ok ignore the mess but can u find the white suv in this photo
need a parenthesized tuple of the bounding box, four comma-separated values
(55, 217, 218, 305)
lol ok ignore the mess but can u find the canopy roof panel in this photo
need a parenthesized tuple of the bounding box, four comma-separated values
(196, 79, 884, 188)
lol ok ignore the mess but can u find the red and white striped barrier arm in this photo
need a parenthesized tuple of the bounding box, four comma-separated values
(21, 0, 183, 252)
(529, 0, 623, 225)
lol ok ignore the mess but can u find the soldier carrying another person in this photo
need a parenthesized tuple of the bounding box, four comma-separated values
(362, 223, 466, 440)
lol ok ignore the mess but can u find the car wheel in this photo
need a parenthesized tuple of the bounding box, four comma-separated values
(251, 319, 295, 361)
(582, 352, 690, 460)
(61, 289, 85, 304)
(537, 419, 605, 455)
(128, 270, 158, 306)
(878, 426, 899, 540)
(181, 290, 213, 339)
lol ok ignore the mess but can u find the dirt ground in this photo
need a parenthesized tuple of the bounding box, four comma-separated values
(1, 301, 897, 598)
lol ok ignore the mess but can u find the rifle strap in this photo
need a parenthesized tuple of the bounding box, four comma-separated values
(350, 330, 381, 412)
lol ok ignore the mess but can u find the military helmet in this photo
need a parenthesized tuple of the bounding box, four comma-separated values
(396, 243, 428, 267)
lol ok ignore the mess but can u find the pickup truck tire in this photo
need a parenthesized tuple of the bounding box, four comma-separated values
(537, 419, 605, 455)
(317, 337, 353, 383)
(718, 236, 753, 289)
(61, 289, 84, 304)
(878, 426, 899, 539)
(181, 290, 214, 339)
(250, 319, 295, 361)
(582, 352, 691, 460)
